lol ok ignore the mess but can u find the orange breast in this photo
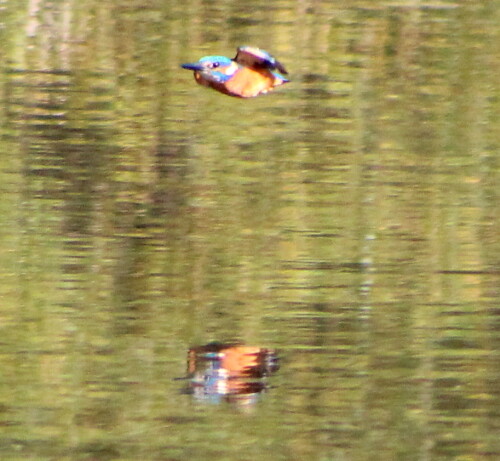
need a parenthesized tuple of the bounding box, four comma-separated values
(193, 67, 286, 98)
(224, 68, 280, 98)
(220, 346, 263, 375)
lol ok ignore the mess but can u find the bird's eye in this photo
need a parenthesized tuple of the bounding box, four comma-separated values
(211, 62, 220, 68)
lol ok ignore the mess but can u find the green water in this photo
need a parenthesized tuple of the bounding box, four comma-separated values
(0, 1, 499, 460)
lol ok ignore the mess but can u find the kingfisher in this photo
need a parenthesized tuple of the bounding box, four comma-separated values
(181, 46, 289, 98)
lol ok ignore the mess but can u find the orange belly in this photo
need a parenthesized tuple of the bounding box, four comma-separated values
(196, 67, 285, 98)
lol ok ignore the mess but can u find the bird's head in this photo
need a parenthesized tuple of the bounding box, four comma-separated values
(181, 56, 239, 83)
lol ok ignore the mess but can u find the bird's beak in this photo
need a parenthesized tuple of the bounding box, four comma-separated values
(181, 62, 204, 71)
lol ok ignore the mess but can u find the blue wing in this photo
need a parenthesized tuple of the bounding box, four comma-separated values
(234, 46, 288, 75)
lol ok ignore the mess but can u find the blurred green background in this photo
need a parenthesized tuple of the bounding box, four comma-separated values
(0, 1, 499, 460)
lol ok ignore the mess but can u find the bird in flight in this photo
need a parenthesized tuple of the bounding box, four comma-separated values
(181, 46, 289, 98)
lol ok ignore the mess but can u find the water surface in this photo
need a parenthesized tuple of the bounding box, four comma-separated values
(0, 1, 499, 460)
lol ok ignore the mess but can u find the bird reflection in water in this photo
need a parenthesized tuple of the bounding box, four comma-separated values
(185, 342, 279, 406)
